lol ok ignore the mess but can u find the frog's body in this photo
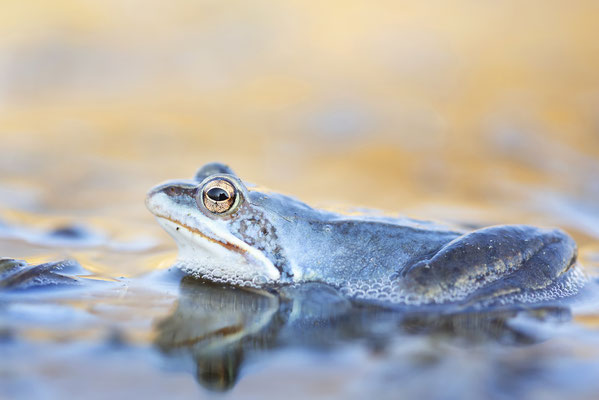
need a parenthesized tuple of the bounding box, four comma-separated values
(146, 163, 585, 306)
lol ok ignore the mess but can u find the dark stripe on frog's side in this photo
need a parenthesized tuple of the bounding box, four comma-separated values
(234, 210, 294, 280)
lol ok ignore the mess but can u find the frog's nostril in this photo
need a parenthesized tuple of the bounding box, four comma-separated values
(161, 184, 197, 198)
(164, 186, 187, 197)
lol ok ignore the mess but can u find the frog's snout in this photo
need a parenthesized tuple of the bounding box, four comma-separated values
(145, 180, 198, 215)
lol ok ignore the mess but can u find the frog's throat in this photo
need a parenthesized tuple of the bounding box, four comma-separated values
(155, 216, 281, 282)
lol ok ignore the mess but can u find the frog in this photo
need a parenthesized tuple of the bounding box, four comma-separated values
(145, 162, 586, 307)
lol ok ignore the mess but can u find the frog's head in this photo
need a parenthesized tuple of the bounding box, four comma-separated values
(145, 163, 294, 286)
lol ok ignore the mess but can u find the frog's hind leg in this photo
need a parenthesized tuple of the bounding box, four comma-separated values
(400, 225, 585, 307)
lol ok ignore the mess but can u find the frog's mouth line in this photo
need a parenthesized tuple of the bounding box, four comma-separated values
(167, 324, 244, 348)
(150, 204, 282, 281)
(157, 215, 249, 258)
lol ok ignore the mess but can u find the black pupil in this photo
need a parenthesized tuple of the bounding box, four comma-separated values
(206, 187, 230, 202)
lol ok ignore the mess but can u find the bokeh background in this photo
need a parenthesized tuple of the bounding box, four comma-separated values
(1, 0, 599, 276)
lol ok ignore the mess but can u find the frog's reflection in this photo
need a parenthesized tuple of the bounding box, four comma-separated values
(153, 276, 570, 392)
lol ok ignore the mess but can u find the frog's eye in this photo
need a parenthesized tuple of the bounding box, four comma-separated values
(200, 178, 239, 215)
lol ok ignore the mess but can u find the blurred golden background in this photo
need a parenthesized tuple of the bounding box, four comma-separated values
(1, 0, 598, 275)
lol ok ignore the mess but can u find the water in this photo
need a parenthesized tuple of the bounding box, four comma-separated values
(2, 261, 599, 399)
(2, 1, 599, 398)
